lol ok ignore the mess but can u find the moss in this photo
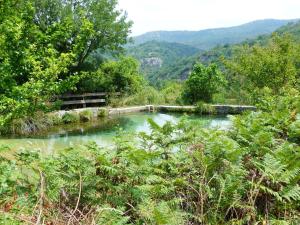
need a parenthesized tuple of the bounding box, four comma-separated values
(79, 110, 93, 122)
(62, 112, 80, 124)
(98, 108, 108, 118)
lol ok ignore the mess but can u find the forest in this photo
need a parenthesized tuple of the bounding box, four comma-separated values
(0, 0, 300, 224)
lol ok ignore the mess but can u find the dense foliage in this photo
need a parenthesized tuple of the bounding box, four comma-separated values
(224, 34, 300, 103)
(77, 56, 144, 94)
(0, 94, 299, 224)
(183, 63, 225, 103)
(0, 0, 134, 131)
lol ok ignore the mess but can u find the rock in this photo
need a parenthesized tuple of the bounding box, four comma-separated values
(141, 57, 163, 67)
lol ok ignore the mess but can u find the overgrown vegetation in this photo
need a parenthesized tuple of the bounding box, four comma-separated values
(1, 1, 300, 224)
(224, 34, 300, 103)
(109, 82, 183, 107)
(1, 94, 299, 224)
(0, 0, 133, 132)
(183, 63, 226, 104)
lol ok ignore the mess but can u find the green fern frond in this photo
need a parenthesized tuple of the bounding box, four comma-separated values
(280, 184, 300, 202)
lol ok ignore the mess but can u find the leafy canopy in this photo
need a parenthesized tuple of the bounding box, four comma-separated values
(78, 56, 144, 94)
(224, 34, 300, 101)
(0, 0, 132, 127)
(183, 63, 225, 103)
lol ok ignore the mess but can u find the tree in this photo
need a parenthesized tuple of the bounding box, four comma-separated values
(101, 57, 144, 93)
(0, 0, 132, 128)
(0, 0, 132, 94)
(33, 0, 132, 73)
(183, 63, 225, 104)
(224, 34, 300, 100)
(77, 57, 144, 94)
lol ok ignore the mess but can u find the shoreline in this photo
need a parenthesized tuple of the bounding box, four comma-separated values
(53, 104, 256, 119)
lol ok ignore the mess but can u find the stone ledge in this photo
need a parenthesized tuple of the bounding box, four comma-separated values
(52, 104, 256, 121)
(155, 105, 256, 114)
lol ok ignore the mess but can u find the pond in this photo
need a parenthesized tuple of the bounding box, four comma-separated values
(0, 112, 231, 153)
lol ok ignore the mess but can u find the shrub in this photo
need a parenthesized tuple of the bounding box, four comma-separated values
(160, 81, 184, 104)
(79, 110, 93, 122)
(224, 35, 300, 103)
(109, 86, 164, 107)
(47, 113, 63, 126)
(97, 108, 108, 118)
(62, 112, 79, 124)
(182, 63, 226, 104)
(196, 101, 216, 114)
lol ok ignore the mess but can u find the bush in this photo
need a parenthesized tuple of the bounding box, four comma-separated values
(47, 113, 63, 126)
(79, 110, 93, 122)
(160, 81, 184, 104)
(224, 35, 300, 103)
(97, 108, 108, 117)
(196, 101, 216, 114)
(108, 83, 184, 107)
(108, 86, 164, 107)
(182, 63, 226, 104)
(62, 112, 79, 124)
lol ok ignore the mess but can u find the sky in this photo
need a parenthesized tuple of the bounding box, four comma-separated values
(117, 0, 300, 36)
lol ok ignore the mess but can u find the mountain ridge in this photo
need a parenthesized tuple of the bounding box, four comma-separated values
(127, 20, 300, 85)
(132, 19, 299, 49)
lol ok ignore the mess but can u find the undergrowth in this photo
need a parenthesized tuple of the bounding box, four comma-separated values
(0, 95, 299, 224)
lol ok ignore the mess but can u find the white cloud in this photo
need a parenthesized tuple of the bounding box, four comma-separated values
(117, 0, 300, 36)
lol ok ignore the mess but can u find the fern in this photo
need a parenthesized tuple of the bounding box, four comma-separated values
(280, 185, 300, 202)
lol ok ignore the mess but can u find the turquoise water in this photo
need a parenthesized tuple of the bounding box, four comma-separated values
(0, 112, 231, 153)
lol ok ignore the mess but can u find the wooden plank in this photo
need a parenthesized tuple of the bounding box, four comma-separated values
(62, 99, 106, 106)
(57, 92, 121, 99)
(62, 100, 85, 105)
(84, 99, 106, 104)
(58, 92, 106, 99)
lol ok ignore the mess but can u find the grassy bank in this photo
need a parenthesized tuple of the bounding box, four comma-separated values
(0, 108, 108, 136)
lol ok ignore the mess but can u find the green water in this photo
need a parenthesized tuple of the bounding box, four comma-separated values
(0, 112, 231, 153)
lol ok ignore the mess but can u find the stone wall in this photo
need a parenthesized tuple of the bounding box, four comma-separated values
(52, 104, 256, 122)
(155, 105, 256, 114)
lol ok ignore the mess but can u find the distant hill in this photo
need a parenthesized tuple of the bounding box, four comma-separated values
(276, 21, 300, 41)
(127, 41, 200, 82)
(198, 20, 300, 66)
(128, 20, 300, 85)
(133, 19, 298, 50)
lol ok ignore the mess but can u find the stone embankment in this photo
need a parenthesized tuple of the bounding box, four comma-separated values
(52, 104, 256, 122)
(156, 105, 256, 114)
